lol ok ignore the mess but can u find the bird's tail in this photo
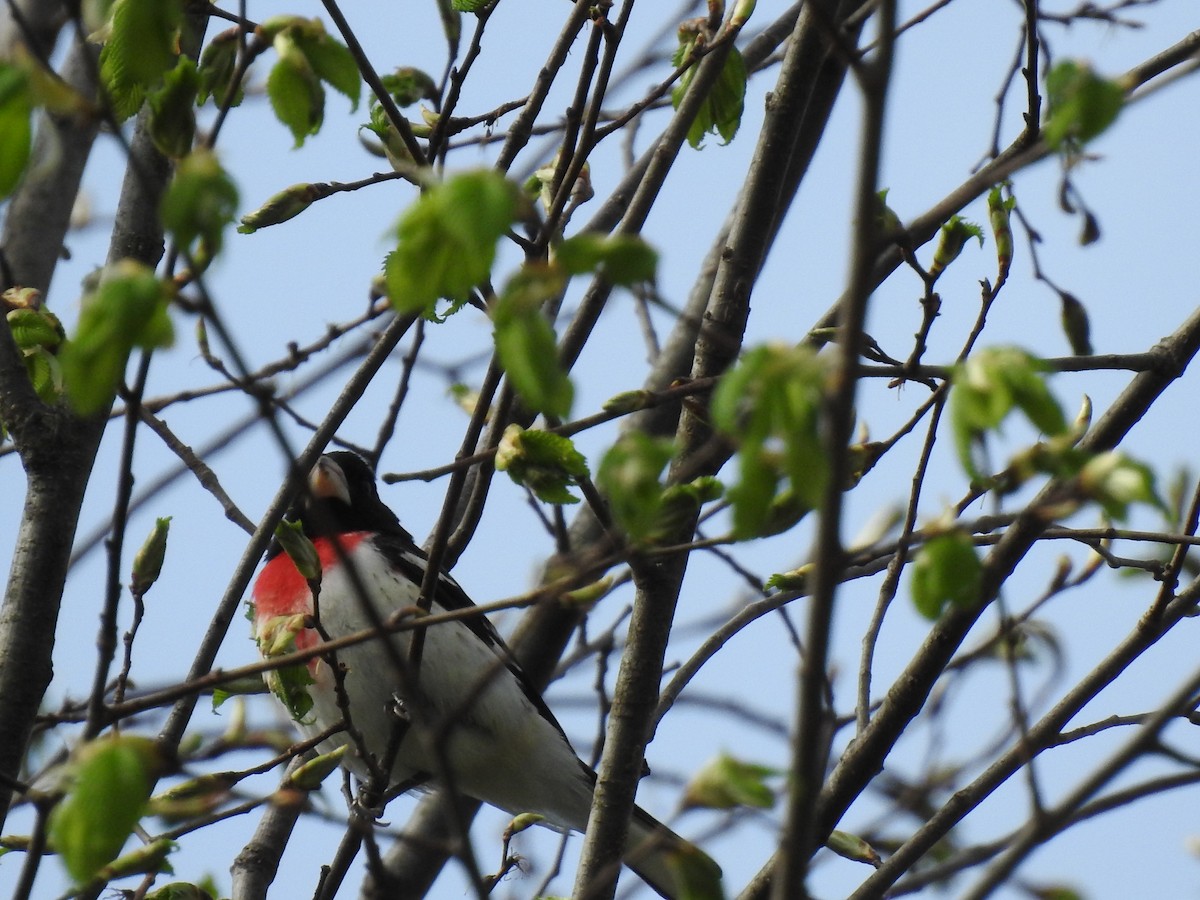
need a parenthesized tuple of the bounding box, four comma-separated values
(623, 805, 723, 899)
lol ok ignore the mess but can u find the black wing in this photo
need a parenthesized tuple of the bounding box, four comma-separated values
(371, 531, 575, 745)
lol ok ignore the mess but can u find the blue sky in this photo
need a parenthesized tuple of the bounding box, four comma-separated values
(3, 1, 1200, 898)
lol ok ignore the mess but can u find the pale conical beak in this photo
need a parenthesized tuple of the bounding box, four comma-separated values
(308, 455, 351, 504)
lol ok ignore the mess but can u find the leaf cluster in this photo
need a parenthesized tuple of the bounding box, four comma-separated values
(711, 344, 829, 539)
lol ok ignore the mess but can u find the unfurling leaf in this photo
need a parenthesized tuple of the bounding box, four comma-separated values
(89, 838, 174, 884)
(711, 344, 828, 538)
(238, 182, 322, 233)
(495, 425, 588, 505)
(149, 772, 236, 822)
(274, 519, 322, 583)
(292, 20, 360, 110)
(525, 151, 593, 218)
(386, 170, 519, 316)
(145, 882, 215, 900)
(874, 189, 906, 245)
(8, 301, 67, 404)
(560, 577, 615, 610)
(60, 260, 175, 415)
(987, 185, 1015, 283)
(267, 32, 324, 146)
(6, 307, 64, 350)
(255, 614, 316, 722)
(286, 746, 347, 790)
(380, 67, 438, 107)
(0, 63, 34, 199)
(1059, 292, 1093, 356)
(99, 0, 183, 120)
(911, 530, 982, 620)
(259, 16, 360, 145)
(1044, 60, 1124, 150)
(504, 812, 546, 837)
(1078, 452, 1165, 520)
(672, 35, 747, 149)
(131, 516, 172, 595)
(496, 429, 587, 502)
(197, 28, 241, 108)
(664, 844, 725, 900)
(949, 347, 1067, 481)
(492, 265, 574, 418)
(556, 233, 658, 286)
(928, 216, 984, 281)
(49, 736, 166, 883)
(162, 149, 240, 263)
(596, 432, 675, 543)
(146, 56, 198, 159)
(683, 753, 779, 810)
(827, 830, 882, 868)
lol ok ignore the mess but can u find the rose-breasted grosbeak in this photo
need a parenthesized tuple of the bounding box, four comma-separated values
(252, 451, 720, 898)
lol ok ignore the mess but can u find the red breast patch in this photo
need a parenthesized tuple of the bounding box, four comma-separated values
(253, 532, 370, 620)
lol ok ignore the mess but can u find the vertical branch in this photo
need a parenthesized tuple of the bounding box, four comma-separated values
(0, 23, 109, 830)
(568, 30, 747, 899)
(0, 421, 105, 830)
(82, 352, 154, 739)
(773, 2, 897, 896)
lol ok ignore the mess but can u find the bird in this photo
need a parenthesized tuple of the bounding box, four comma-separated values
(251, 451, 722, 898)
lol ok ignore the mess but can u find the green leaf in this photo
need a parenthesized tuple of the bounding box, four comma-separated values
(99, 0, 183, 120)
(452, 0, 488, 10)
(766, 562, 810, 592)
(6, 307, 64, 351)
(197, 28, 242, 108)
(711, 344, 828, 538)
(658, 477, 723, 538)
(1044, 60, 1124, 150)
(146, 56, 198, 159)
(0, 64, 33, 199)
(294, 22, 361, 110)
(161, 149, 240, 263)
(379, 67, 438, 107)
(664, 845, 725, 900)
(873, 188, 906, 244)
(146, 882, 215, 900)
(60, 260, 174, 415)
(672, 42, 747, 149)
(385, 169, 519, 315)
(267, 33, 324, 147)
(950, 347, 1067, 481)
(49, 736, 164, 884)
(556, 233, 658, 286)
(1079, 452, 1165, 520)
(596, 432, 675, 543)
(256, 614, 316, 722)
(211, 676, 269, 712)
(683, 753, 778, 810)
(910, 531, 982, 620)
(274, 519, 322, 582)
(492, 265, 574, 419)
(494, 424, 588, 505)
(22, 346, 64, 404)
